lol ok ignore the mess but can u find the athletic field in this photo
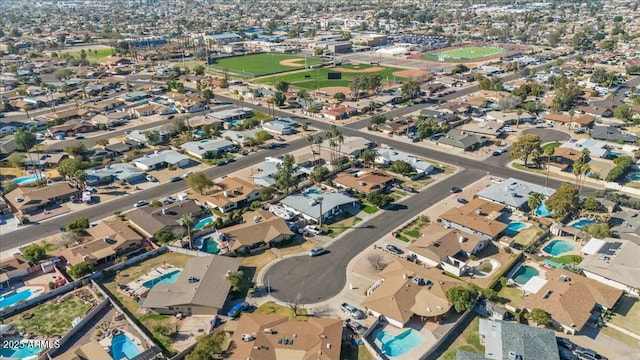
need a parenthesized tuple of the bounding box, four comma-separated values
(209, 53, 325, 77)
(254, 63, 410, 90)
(421, 46, 508, 62)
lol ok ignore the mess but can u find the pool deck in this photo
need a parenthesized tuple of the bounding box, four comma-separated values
(98, 330, 144, 357)
(123, 265, 181, 294)
(369, 322, 437, 360)
(508, 261, 547, 288)
(539, 236, 582, 258)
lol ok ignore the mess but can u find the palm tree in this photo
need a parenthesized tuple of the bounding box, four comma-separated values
(316, 196, 324, 228)
(177, 214, 196, 249)
(544, 146, 555, 187)
(515, 109, 523, 129)
(335, 129, 344, 165)
(579, 148, 590, 163)
(568, 109, 575, 130)
(315, 135, 323, 162)
(578, 162, 591, 194)
(528, 192, 544, 216)
(362, 149, 378, 169)
(572, 159, 583, 187)
(306, 134, 316, 163)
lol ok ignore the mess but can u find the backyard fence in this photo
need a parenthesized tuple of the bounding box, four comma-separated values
(98, 246, 168, 276)
(419, 310, 475, 360)
(166, 244, 211, 257)
(605, 181, 640, 196)
(0, 278, 85, 319)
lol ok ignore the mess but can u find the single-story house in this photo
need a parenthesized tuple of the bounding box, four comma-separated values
(591, 126, 638, 143)
(459, 121, 504, 138)
(439, 198, 507, 240)
(48, 119, 96, 135)
(85, 163, 147, 186)
(559, 138, 610, 158)
(228, 314, 342, 360)
(133, 150, 191, 171)
(0, 254, 30, 287)
(334, 170, 395, 195)
(322, 105, 358, 120)
(128, 125, 176, 145)
(215, 209, 294, 254)
(375, 148, 435, 178)
(477, 178, 555, 211)
(437, 129, 488, 151)
(133, 102, 176, 117)
(58, 220, 145, 266)
(576, 105, 612, 118)
(280, 191, 358, 224)
(180, 139, 235, 159)
(548, 147, 582, 171)
(3, 182, 80, 216)
(44, 108, 89, 123)
(362, 259, 465, 328)
(142, 255, 240, 315)
(485, 110, 536, 125)
(204, 177, 261, 213)
(85, 98, 125, 113)
(250, 158, 310, 188)
(322, 136, 375, 158)
(209, 107, 254, 127)
(127, 199, 204, 238)
(579, 237, 640, 296)
(0, 136, 18, 154)
(522, 267, 622, 335)
(261, 119, 296, 135)
(540, 112, 595, 129)
(378, 118, 416, 135)
(407, 223, 489, 276)
(222, 128, 263, 146)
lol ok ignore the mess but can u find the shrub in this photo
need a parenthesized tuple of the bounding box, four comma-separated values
(48, 281, 55, 290)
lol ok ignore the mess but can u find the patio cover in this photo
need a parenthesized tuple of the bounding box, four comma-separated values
(581, 238, 606, 255)
(522, 275, 548, 294)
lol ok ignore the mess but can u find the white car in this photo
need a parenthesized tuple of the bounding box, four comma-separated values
(181, 171, 194, 179)
(491, 178, 503, 184)
(309, 247, 326, 257)
(134, 200, 149, 208)
(498, 147, 508, 154)
(304, 225, 322, 235)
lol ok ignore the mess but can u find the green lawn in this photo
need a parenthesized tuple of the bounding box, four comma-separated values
(610, 296, 640, 336)
(496, 285, 525, 310)
(210, 53, 324, 76)
(6, 297, 92, 336)
(64, 48, 115, 61)
(255, 64, 407, 90)
(362, 204, 379, 214)
(549, 254, 583, 265)
(255, 301, 308, 320)
(541, 142, 561, 152)
(422, 46, 508, 62)
(438, 316, 485, 360)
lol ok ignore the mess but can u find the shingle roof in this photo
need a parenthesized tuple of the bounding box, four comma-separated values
(220, 210, 294, 251)
(407, 223, 485, 263)
(280, 192, 356, 221)
(477, 178, 555, 210)
(439, 198, 507, 238)
(127, 199, 202, 236)
(579, 238, 640, 291)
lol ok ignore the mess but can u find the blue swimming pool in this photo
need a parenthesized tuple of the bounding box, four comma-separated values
(111, 333, 142, 360)
(377, 329, 425, 357)
(193, 216, 215, 230)
(543, 240, 575, 256)
(505, 221, 527, 235)
(0, 343, 41, 359)
(202, 236, 220, 254)
(511, 265, 539, 285)
(12, 174, 46, 185)
(535, 203, 550, 217)
(572, 219, 595, 230)
(142, 270, 182, 289)
(0, 289, 34, 310)
(630, 173, 640, 181)
(305, 188, 322, 195)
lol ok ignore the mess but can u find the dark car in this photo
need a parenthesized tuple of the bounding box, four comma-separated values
(559, 348, 578, 360)
(403, 186, 417, 193)
(170, 176, 182, 182)
(217, 160, 228, 166)
(556, 337, 575, 350)
(575, 347, 607, 360)
(386, 244, 404, 255)
(492, 151, 501, 156)
(457, 198, 469, 204)
(450, 186, 462, 193)
(74, 136, 85, 140)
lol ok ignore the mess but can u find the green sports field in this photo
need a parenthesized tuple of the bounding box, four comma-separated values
(254, 63, 407, 90)
(209, 53, 325, 77)
(63, 48, 115, 61)
(421, 46, 508, 62)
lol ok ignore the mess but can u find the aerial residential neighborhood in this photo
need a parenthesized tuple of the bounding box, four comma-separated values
(1, 0, 640, 360)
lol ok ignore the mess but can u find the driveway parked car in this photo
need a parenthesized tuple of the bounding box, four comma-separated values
(386, 244, 404, 255)
(170, 176, 182, 182)
(341, 303, 365, 320)
(556, 337, 575, 350)
(226, 302, 251, 317)
(575, 347, 607, 360)
(346, 319, 366, 335)
(303, 225, 322, 235)
(457, 198, 469, 204)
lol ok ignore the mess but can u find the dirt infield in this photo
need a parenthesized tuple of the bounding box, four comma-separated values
(333, 66, 384, 73)
(279, 58, 307, 67)
(393, 69, 431, 79)
(319, 86, 350, 96)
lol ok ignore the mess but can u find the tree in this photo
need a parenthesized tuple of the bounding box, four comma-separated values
(508, 134, 542, 167)
(254, 129, 272, 145)
(185, 332, 226, 360)
(361, 149, 378, 169)
(260, 186, 276, 201)
(367, 254, 388, 270)
(584, 223, 611, 238)
(333, 92, 346, 101)
(529, 308, 550, 326)
(389, 160, 413, 176)
(155, 229, 175, 243)
(544, 146, 555, 187)
(193, 64, 205, 76)
(68, 262, 94, 279)
(446, 285, 479, 313)
(528, 192, 544, 215)
(583, 197, 603, 212)
(64, 142, 88, 159)
(178, 214, 196, 249)
(606, 156, 633, 182)
(186, 172, 213, 195)
(451, 64, 469, 74)
(370, 114, 386, 128)
(275, 81, 290, 93)
(227, 270, 245, 293)
(349, 77, 361, 99)
(22, 243, 47, 263)
(273, 90, 286, 107)
(15, 128, 40, 178)
(401, 79, 421, 99)
(58, 158, 81, 179)
(497, 95, 521, 111)
(613, 105, 635, 122)
(309, 166, 329, 184)
(366, 193, 394, 209)
(144, 130, 161, 145)
(66, 216, 90, 232)
(7, 153, 26, 169)
(273, 154, 297, 194)
(545, 183, 579, 218)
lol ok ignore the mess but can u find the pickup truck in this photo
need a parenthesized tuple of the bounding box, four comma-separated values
(341, 303, 365, 320)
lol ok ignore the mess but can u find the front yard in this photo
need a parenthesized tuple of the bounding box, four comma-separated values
(239, 236, 320, 281)
(322, 215, 364, 238)
(254, 301, 308, 320)
(609, 295, 640, 336)
(399, 215, 430, 241)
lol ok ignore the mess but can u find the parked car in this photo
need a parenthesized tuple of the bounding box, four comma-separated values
(181, 171, 193, 178)
(226, 302, 251, 317)
(491, 178, 503, 184)
(556, 337, 575, 350)
(170, 176, 182, 182)
(341, 303, 365, 320)
(403, 186, 417, 193)
(559, 348, 579, 360)
(575, 347, 607, 360)
(134, 200, 149, 208)
(304, 225, 322, 235)
(450, 186, 462, 193)
(309, 246, 326, 257)
(386, 244, 404, 255)
(498, 147, 508, 154)
(492, 151, 502, 156)
(457, 198, 469, 204)
(346, 320, 366, 335)
(74, 135, 85, 140)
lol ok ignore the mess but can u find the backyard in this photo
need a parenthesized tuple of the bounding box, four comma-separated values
(511, 225, 543, 249)
(438, 316, 484, 360)
(496, 284, 526, 311)
(210, 53, 325, 77)
(5, 296, 92, 336)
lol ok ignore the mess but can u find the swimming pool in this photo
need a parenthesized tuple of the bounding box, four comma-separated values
(193, 216, 215, 230)
(305, 188, 322, 195)
(511, 265, 539, 285)
(111, 333, 142, 360)
(142, 270, 182, 289)
(505, 221, 527, 235)
(572, 219, 595, 230)
(376, 329, 425, 357)
(12, 174, 46, 185)
(543, 240, 575, 256)
(0, 342, 41, 359)
(535, 203, 550, 217)
(0, 289, 34, 310)
(200, 236, 220, 254)
(630, 173, 640, 181)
